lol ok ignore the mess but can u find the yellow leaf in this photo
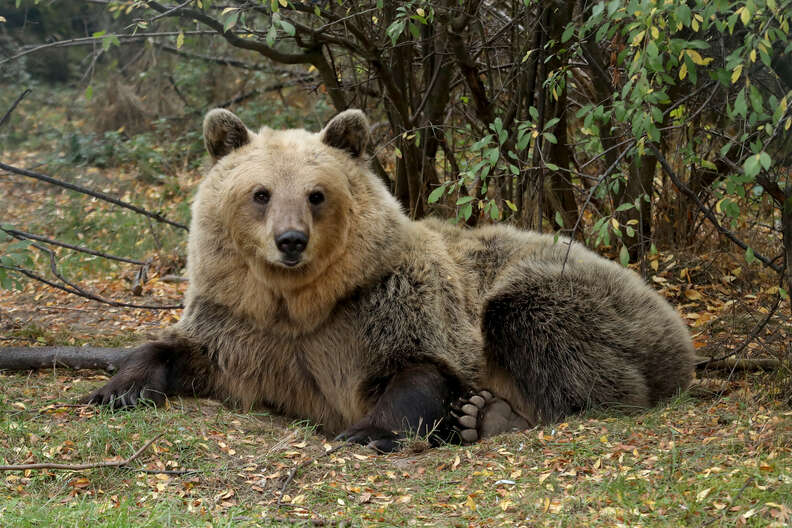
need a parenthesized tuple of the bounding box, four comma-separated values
(631, 30, 646, 47)
(685, 49, 713, 66)
(221, 7, 237, 15)
(684, 289, 702, 300)
(0, 16, 6, 23)
(650, 259, 659, 271)
(679, 62, 688, 80)
(740, 6, 751, 26)
(750, 49, 756, 62)
(279, 0, 288, 6)
(786, 117, 791, 130)
(692, 17, 699, 32)
(465, 495, 477, 511)
(696, 488, 712, 502)
(610, 218, 619, 230)
(650, 26, 659, 39)
(176, 31, 184, 49)
(731, 64, 743, 83)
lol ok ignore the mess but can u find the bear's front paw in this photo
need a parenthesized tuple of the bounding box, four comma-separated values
(335, 424, 402, 453)
(80, 365, 168, 409)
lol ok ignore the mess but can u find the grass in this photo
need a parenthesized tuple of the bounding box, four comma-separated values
(0, 370, 790, 527)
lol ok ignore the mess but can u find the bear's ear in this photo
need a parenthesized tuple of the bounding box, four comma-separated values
(320, 109, 370, 158)
(203, 109, 251, 162)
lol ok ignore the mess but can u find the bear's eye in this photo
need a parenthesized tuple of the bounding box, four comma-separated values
(308, 191, 325, 205)
(253, 189, 271, 204)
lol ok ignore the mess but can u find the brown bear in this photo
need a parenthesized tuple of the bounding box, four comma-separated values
(83, 108, 696, 452)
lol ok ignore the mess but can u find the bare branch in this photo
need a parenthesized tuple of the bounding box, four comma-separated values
(1, 227, 146, 265)
(0, 162, 188, 231)
(154, 43, 274, 72)
(0, 262, 183, 310)
(0, 434, 163, 472)
(0, 31, 232, 65)
(34, 242, 183, 310)
(0, 89, 32, 129)
(701, 293, 783, 364)
(648, 144, 782, 273)
(146, 1, 314, 65)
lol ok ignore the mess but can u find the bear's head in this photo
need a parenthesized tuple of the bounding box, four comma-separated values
(191, 108, 401, 306)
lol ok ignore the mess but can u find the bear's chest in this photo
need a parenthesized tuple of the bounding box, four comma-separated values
(219, 319, 371, 433)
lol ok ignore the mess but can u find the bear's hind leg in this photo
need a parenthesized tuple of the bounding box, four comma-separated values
(481, 286, 652, 424)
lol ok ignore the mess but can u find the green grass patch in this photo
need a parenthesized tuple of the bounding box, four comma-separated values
(0, 371, 790, 526)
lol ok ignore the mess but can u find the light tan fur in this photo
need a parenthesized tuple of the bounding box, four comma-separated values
(90, 109, 695, 440)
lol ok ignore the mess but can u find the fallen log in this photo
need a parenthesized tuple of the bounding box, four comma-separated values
(0, 347, 131, 371)
(697, 357, 781, 371)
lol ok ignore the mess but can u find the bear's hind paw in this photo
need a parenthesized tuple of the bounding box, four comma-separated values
(450, 390, 530, 443)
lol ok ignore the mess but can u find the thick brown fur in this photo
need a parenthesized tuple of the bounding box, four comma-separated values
(84, 109, 696, 450)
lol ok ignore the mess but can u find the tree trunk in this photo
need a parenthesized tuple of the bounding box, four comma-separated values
(617, 154, 655, 259)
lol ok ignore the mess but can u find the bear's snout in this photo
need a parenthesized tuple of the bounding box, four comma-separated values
(275, 230, 309, 265)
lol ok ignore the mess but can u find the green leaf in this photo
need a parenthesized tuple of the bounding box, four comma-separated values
(463, 202, 473, 220)
(554, 211, 564, 228)
(745, 246, 756, 264)
(615, 203, 634, 212)
(561, 23, 575, 43)
(223, 11, 240, 32)
(489, 202, 500, 220)
(743, 154, 762, 178)
(619, 245, 630, 267)
(758, 151, 771, 170)
(427, 184, 446, 203)
(456, 195, 475, 205)
(545, 162, 560, 171)
(733, 88, 747, 118)
(279, 19, 296, 36)
(779, 287, 789, 300)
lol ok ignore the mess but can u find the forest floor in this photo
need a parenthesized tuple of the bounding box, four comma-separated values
(1, 225, 792, 527)
(2, 119, 792, 526)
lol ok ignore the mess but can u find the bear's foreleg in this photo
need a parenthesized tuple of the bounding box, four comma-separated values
(335, 364, 462, 452)
(81, 336, 214, 409)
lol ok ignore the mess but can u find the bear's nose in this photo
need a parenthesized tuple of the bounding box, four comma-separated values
(275, 230, 309, 256)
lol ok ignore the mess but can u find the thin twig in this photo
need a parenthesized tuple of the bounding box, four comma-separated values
(0, 89, 32, 129)
(0, 263, 183, 310)
(561, 142, 635, 271)
(0, 162, 188, 231)
(701, 293, 783, 364)
(648, 144, 781, 273)
(125, 467, 199, 475)
(0, 434, 163, 471)
(277, 444, 348, 506)
(148, 0, 193, 22)
(0, 31, 242, 65)
(1, 227, 146, 265)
